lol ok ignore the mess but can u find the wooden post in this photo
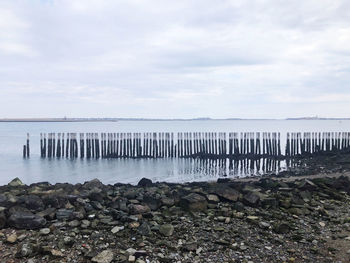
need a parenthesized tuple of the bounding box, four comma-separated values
(23, 145, 27, 158)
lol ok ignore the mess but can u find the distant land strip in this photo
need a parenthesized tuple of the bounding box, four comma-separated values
(0, 117, 350, 122)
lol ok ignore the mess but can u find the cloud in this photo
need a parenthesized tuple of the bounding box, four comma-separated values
(0, 0, 349, 118)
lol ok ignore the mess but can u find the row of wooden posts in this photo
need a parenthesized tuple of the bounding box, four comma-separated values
(23, 131, 350, 159)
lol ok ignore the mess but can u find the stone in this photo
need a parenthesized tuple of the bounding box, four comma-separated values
(128, 255, 136, 262)
(259, 221, 270, 229)
(51, 249, 64, 257)
(243, 192, 260, 206)
(130, 204, 151, 215)
(207, 194, 220, 203)
(138, 178, 153, 187)
(273, 222, 290, 234)
(180, 193, 207, 212)
(111, 225, 125, 234)
(91, 249, 114, 263)
(7, 233, 17, 243)
(138, 222, 151, 236)
(83, 179, 104, 190)
(159, 224, 174, 237)
(143, 195, 161, 210)
(39, 228, 50, 235)
(8, 177, 24, 187)
(0, 208, 6, 228)
(211, 186, 240, 201)
(56, 209, 74, 220)
(16, 243, 33, 258)
(24, 195, 44, 211)
(8, 211, 46, 229)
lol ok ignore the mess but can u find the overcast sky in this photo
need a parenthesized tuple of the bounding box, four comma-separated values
(0, 0, 349, 118)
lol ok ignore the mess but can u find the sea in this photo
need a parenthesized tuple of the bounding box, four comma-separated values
(0, 120, 349, 186)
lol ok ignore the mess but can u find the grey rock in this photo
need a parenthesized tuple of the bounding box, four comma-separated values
(8, 211, 46, 229)
(180, 193, 207, 212)
(9, 177, 24, 187)
(56, 209, 74, 220)
(159, 224, 174, 237)
(211, 186, 240, 201)
(91, 249, 114, 263)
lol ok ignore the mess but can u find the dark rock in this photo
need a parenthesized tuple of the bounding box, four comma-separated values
(138, 221, 152, 236)
(23, 195, 44, 211)
(180, 193, 207, 212)
(0, 207, 6, 228)
(143, 194, 162, 210)
(129, 204, 151, 214)
(8, 211, 46, 229)
(83, 179, 104, 190)
(56, 209, 74, 220)
(261, 198, 278, 209)
(138, 178, 153, 187)
(243, 192, 260, 207)
(15, 243, 34, 258)
(0, 194, 8, 207)
(211, 186, 240, 202)
(233, 201, 246, 212)
(273, 222, 290, 234)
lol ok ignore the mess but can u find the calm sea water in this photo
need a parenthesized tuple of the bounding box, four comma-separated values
(0, 120, 349, 186)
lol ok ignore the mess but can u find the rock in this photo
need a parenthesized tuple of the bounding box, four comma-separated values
(128, 255, 136, 262)
(138, 178, 153, 187)
(243, 192, 260, 206)
(51, 249, 64, 257)
(111, 225, 125, 234)
(8, 211, 46, 229)
(39, 228, 50, 235)
(143, 195, 161, 210)
(9, 177, 24, 187)
(16, 243, 33, 258)
(0, 207, 6, 228)
(273, 222, 290, 234)
(319, 222, 326, 227)
(24, 195, 44, 211)
(130, 204, 151, 215)
(7, 233, 17, 243)
(138, 222, 152, 236)
(63, 236, 75, 246)
(259, 221, 270, 229)
(180, 193, 207, 212)
(56, 209, 74, 220)
(91, 249, 114, 263)
(159, 224, 174, 237)
(206, 194, 220, 203)
(211, 186, 240, 201)
(161, 196, 175, 207)
(261, 198, 278, 208)
(83, 179, 104, 190)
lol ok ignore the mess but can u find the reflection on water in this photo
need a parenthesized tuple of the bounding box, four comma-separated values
(152, 158, 284, 183)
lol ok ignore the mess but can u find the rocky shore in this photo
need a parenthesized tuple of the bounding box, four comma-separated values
(1, 161, 350, 262)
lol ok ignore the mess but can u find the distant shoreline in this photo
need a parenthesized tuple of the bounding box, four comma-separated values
(0, 117, 350, 122)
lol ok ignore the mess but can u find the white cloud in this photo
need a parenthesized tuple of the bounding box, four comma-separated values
(0, 0, 349, 118)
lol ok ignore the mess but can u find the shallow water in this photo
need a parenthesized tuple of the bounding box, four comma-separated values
(0, 120, 349, 185)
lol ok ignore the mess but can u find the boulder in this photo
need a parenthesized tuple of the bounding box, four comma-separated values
(180, 193, 207, 212)
(8, 177, 24, 187)
(243, 192, 260, 207)
(56, 209, 74, 220)
(211, 186, 240, 202)
(129, 204, 151, 215)
(8, 211, 46, 229)
(23, 195, 44, 211)
(138, 178, 153, 187)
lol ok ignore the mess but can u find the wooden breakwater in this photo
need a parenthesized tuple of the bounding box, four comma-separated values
(29, 131, 350, 159)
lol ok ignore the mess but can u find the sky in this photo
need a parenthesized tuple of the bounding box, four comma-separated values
(0, 0, 350, 119)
